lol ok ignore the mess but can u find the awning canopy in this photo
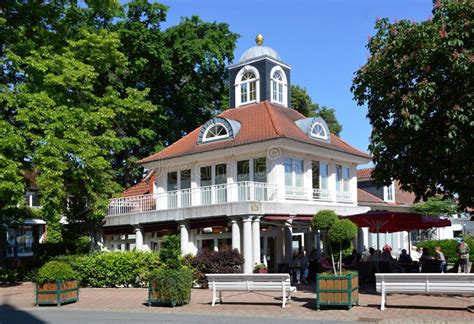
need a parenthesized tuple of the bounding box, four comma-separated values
(343, 210, 451, 233)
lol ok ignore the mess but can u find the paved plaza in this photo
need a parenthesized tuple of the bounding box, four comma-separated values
(1, 282, 473, 323)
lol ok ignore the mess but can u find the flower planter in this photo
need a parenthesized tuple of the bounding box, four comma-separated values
(316, 273, 358, 310)
(148, 279, 191, 307)
(36, 279, 79, 306)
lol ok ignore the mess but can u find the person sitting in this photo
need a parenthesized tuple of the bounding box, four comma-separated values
(362, 247, 375, 262)
(319, 253, 333, 272)
(419, 247, 434, 263)
(293, 250, 309, 284)
(398, 249, 412, 263)
(380, 248, 404, 273)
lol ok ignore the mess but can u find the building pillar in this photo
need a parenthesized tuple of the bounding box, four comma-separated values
(284, 219, 293, 264)
(134, 226, 144, 250)
(252, 216, 261, 266)
(179, 222, 189, 255)
(243, 216, 253, 274)
(231, 218, 241, 252)
(357, 227, 365, 253)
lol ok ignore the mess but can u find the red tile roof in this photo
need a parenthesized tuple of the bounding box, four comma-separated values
(357, 168, 373, 180)
(139, 101, 370, 164)
(357, 188, 384, 204)
(123, 171, 156, 197)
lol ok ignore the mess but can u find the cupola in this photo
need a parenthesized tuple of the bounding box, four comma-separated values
(228, 34, 291, 108)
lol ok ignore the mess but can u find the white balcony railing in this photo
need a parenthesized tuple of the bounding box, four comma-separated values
(107, 181, 279, 216)
(107, 182, 354, 216)
(336, 191, 352, 201)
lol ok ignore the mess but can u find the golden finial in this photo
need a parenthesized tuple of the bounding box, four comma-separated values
(255, 34, 264, 46)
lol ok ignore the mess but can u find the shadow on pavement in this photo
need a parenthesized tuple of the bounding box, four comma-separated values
(0, 304, 46, 323)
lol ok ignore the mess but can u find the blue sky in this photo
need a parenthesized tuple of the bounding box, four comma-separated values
(159, 0, 434, 161)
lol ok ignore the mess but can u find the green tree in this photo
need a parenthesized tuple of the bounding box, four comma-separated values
(311, 210, 339, 274)
(291, 85, 343, 136)
(328, 219, 357, 275)
(0, 1, 238, 243)
(351, 0, 474, 207)
(412, 196, 457, 217)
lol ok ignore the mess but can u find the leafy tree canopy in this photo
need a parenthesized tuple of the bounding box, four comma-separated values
(291, 84, 343, 136)
(412, 196, 457, 217)
(311, 210, 339, 231)
(351, 0, 474, 207)
(328, 219, 357, 244)
(0, 1, 238, 240)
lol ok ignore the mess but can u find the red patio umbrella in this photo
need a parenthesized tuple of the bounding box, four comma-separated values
(344, 210, 451, 253)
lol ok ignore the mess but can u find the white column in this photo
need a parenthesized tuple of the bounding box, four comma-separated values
(252, 216, 261, 266)
(284, 219, 293, 264)
(134, 226, 144, 250)
(231, 218, 241, 252)
(243, 216, 253, 274)
(357, 227, 365, 253)
(180, 222, 189, 255)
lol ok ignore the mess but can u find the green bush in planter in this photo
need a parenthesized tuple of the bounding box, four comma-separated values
(36, 261, 77, 284)
(149, 267, 193, 306)
(0, 269, 16, 284)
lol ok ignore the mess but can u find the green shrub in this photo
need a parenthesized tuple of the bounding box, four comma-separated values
(417, 238, 474, 262)
(149, 267, 193, 306)
(36, 261, 77, 284)
(311, 210, 339, 231)
(0, 269, 16, 284)
(61, 251, 160, 287)
(184, 249, 244, 287)
(159, 235, 181, 269)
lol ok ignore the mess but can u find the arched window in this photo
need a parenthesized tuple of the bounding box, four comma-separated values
(270, 66, 287, 106)
(202, 123, 229, 142)
(310, 122, 328, 140)
(235, 66, 260, 107)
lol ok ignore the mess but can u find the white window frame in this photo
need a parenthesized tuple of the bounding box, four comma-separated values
(384, 181, 395, 202)
(202, 122, 230, 142)
(310, 122, 328, 140)
(235, 65, 260, 107)
(336, 165, 350, 193)
(270, 66, 287, 107)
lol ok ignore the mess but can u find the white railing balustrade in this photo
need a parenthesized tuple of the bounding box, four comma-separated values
(107, 182, 354, 216)
(336, 191, 352, 201)
(108, 193, 157, 216)
(312, 188, 332, 200)
(107, 182, 279, 216)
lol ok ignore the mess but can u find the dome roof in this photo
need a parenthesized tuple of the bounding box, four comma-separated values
(239, 45, 281, 63)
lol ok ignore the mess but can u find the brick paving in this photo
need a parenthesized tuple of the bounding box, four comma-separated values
(1, 282, 474, 323)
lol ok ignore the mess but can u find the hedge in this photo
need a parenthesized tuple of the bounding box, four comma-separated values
(416, 238, 474, 262)
(53, 250, 160, 287)
(36, 261, 77, 284)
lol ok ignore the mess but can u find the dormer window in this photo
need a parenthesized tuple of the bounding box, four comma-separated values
(270, 66, 287, 106)
(202, 123, 229, 142)
(198, 117, 241, 144)
(310, 122, 327, 140)
(295, 117, 331, 143)
(235, 66, 260, 107)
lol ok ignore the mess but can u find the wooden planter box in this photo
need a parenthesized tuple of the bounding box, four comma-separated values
(316, 273, 358, 310)
(36, 279, 79, 306)
(148, 280, 191, 307)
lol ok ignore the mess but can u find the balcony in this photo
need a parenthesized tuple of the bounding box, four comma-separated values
(107, 182, 354, 217)
(108, 181, 278, 216)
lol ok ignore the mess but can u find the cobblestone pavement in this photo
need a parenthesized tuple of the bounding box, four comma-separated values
(1, 283, 473, 323)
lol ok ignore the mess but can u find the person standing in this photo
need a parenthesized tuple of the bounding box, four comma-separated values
(457, 240, 470, 273)
(435, 246, 447, 273)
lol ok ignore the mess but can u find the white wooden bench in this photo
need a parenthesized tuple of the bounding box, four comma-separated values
(376, 273, 474, 310)
(206, 273, 296, 308)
